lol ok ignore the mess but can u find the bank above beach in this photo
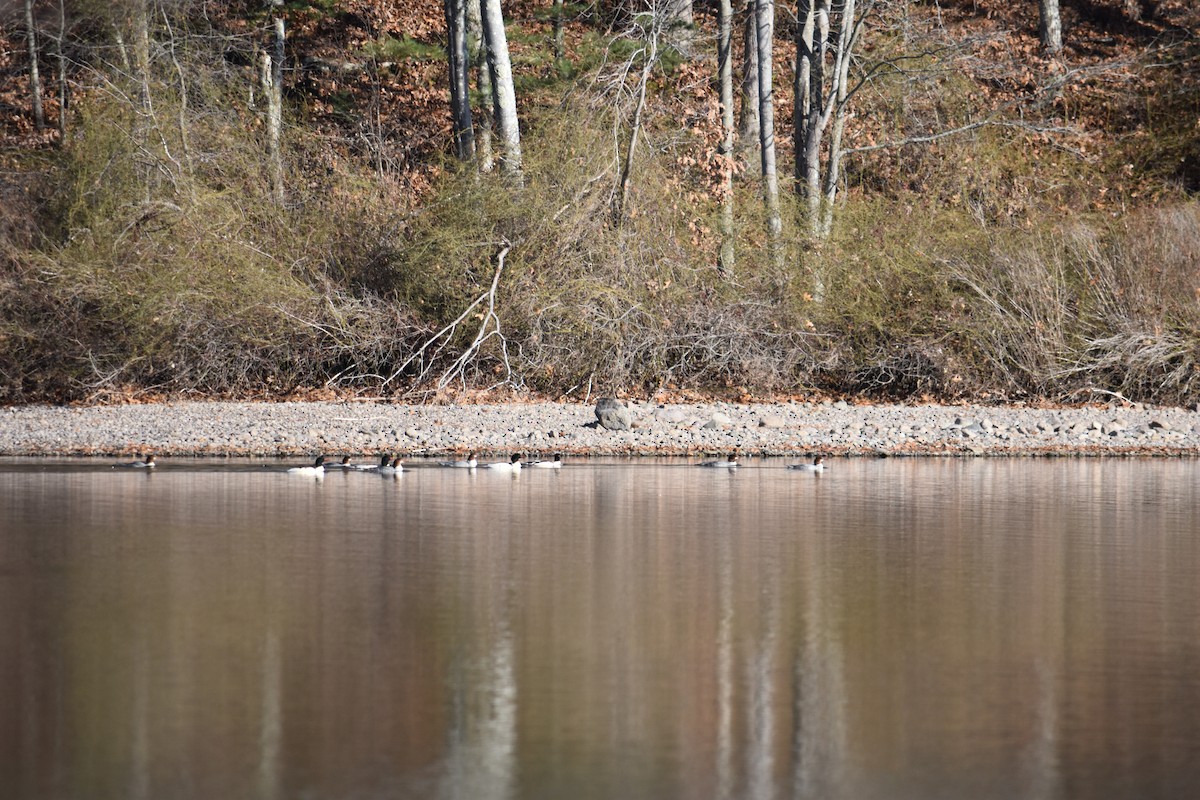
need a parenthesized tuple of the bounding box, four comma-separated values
(2, 400, 1199, 458)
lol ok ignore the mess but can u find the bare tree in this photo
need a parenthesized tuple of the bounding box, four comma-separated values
(1038, 0, 1062, 55)
(481, 0, 522, 178)
(261, 13, 286, 204)
(446, 0, 476, 160)
(738, 0, 759, 172)
(53, 0, 69, 137)
(133, 0, 153, 197)
(552, 0, 565, 62)
(795, 0, 875, 239)
(24, 0, 45, 132)
(664, 0, 694, 57)
(467, 0, 495, 172)
(612, 7, 662, 226)
(717, 0, 735, 272)
(755, 0, 781, 243)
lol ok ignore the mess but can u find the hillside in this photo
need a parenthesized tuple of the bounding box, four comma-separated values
(1, 1, 1198, 405)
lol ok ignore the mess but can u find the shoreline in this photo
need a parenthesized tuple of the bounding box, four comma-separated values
(2, 400, 1199, 458)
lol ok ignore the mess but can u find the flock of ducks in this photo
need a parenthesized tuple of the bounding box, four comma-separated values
(112, 451, 824, 474)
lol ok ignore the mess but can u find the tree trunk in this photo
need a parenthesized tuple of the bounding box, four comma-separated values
(55, 0, 68, 138)
(738, 0, 759, 173)
(467, 0, 494, 172)
(664, 0, 694, 57)
(794, 0, 814, 186)
(1038, 0, 1062, 55)
(755, 0, 781, 243)
(819, 0, 857, 238)
(25, 0, 45, 132)
(133, 1, 152, 198)
(481, 0, 522, 178)
(265, 16, 285, 204)
(717, 0, 735, 273)
(160, 5, 193, 178)
(802, 0, 830, 230)
(614, 19, 658, 226)
(446, 0, 476, 160)
(552, 0, 565, 62)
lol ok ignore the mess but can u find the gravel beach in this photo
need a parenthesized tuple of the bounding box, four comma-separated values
(2, 399, 1199, 458)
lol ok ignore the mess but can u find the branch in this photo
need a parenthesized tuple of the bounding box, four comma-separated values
(841, 119, 1079, 155)
(436, 242, 514, 391)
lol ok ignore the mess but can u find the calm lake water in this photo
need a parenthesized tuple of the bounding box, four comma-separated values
(1, 457, 1198, 800)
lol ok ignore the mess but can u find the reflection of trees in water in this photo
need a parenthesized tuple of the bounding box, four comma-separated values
(3, 461, 1200, 797)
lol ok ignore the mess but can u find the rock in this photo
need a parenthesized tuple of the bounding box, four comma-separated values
(655, 406, 689, 425)
(595, 398, 632, 431)
(1150, 419, 1171, 431)
(758, 415, 787, 429)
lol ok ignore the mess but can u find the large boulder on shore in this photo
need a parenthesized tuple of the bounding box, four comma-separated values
(595, 398, 632, 431)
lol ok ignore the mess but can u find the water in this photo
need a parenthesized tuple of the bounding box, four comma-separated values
(1, 457, 1198, 800)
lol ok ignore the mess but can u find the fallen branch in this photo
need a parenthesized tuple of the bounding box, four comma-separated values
(383, 242, 515, 393)
(437, 242, 514, 391)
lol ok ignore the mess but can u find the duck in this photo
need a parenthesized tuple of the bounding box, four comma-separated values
(699, 451, 739, 468)
(485, 454, 522, 473)
(287, 456, 326, 475)
(332, 455, 355, 469)
(788, 454, 825, 472)
(523, 454, 563, 469)
(378, 456, 404, 475)
(359, 454, 392, 471)
(439, 451, 478, 469)
(114, 453, 155, 468)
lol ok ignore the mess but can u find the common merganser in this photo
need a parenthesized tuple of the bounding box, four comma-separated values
(114, 453, 155, 468)
(523, 454, 563, 468)
(378, 456, 404, 475)
(788, 454, 825, 472)
(333, 456, 355, 469)
(700, 451, 739, 468)
(287, 456, 326, 475)
(485, 454, 522, 472)
(359, 454, 391, 471)
(440, 451, 478, 469)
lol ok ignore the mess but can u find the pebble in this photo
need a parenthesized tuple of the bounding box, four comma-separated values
(0, 401, 1197, 458)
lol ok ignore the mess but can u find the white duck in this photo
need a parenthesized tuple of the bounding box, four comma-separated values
(485, 454, 522, 473)
(287, 456, 326, 475)
(359, 454, 392, 471)
(523, 454, 563, 469)
(699, 451, 739, 469)
(788, 454, 825, 472)
(114, 453, 155, 468)
(440, 451, 478, 469)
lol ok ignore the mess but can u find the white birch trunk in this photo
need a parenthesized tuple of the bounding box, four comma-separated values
(717, 0, 735, 273)
(481, 0, 522, 178)
(793, 0, 814, 186)
(803, 1, 830, 232)
(755, 0, 781, 242)
(1038, 0, 1062, 55)
(265, 16, 285, 205)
